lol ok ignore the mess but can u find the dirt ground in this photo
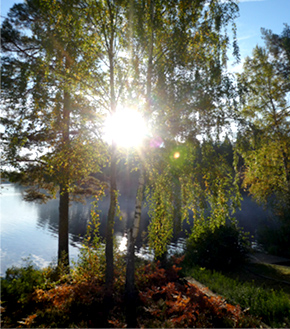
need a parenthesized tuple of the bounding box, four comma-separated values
(249, 252, 290, 265)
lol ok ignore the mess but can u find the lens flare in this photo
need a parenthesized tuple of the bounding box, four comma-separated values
(103, 107, 148, 148)
(174, 152, 180, 159)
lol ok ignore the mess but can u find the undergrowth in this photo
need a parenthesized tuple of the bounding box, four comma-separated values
(135, 257, 260, 328)
(0, 255, 262, 328)
(183, 265, 290, 328)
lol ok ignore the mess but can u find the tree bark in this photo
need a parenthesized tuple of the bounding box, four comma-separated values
(58, 85, 70, 268)
(105, 141, 117, 290)
(105, 9, 117, 307)
(58, 184, 69, 267)
(125, 1, 155, 326)
(125, 164, 145, 328)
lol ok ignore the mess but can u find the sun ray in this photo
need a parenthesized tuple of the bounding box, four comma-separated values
(103, 107, 148, 148)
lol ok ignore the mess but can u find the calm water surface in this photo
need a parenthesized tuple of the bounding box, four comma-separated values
(0, 183, 154, 275)
(0, 183, 271, 276)
(1, 184, 81, 275)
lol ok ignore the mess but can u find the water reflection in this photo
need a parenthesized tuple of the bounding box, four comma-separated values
(34, 191, 146, 243)
(1, 184, 82, 275)
(0, 183, 150, 275)
(0, 183, 272, 275)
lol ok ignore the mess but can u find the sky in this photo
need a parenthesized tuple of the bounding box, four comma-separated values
(1, 0, 290, 71)
(230, 0, 290, 72)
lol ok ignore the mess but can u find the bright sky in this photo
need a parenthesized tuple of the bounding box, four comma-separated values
(230, 0, 290, 72)
(1, 0, 289, 69)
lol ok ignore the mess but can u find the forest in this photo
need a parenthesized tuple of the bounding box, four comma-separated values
(1, 0, 290, 328)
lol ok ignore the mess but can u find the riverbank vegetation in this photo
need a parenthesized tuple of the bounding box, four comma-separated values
(1, 246, 290, 328)
(1, 220, 290, 328)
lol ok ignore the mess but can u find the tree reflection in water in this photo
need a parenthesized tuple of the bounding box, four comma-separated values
(1, 183, 273, 275)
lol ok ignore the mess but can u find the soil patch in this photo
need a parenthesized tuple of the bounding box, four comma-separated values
(250, 252, 290, 265)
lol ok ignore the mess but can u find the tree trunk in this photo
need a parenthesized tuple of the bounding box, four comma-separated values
(173, 176, 182, 237)
(106, 141, 117, 290)
(105, 21, 117, 309)
(58, 184, 69, 267)
(58, 86, 70, 268)
(125, 2, 154, 326)
(125, 165, 145, 328)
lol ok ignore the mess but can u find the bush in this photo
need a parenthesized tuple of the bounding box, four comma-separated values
(185, 223, 250, 271)
(258, 223, 290, 258)
(0, 260, 47, 327)
(1, 260, 45, 306)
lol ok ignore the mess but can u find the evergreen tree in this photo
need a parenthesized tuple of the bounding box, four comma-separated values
(1, 0, 107, 267)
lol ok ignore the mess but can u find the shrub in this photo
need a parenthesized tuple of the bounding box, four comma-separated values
(185, 222, 250, 271)
(1, 260, 45, 306)
(0, 260, 47, 327)
(258, 223, 290, 258)
(72, 245, 106, 282)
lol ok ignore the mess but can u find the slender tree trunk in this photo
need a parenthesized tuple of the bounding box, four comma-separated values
(125, 165, 145, 328)
(58, 87, 70, 268)
(173, 176, 182, 237)
(105, 15, 117, 310)
(106, 141, 117, 290)
(58, 184, 69, 267)
(125, 2, 154, 326)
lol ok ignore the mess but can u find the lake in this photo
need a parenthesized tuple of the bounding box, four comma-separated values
(0, 183, 271, 276)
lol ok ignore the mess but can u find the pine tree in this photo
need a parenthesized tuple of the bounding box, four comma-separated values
(1, 0, 107, 267)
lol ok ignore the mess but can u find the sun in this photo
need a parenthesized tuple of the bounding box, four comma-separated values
(103, 107, 148, 148)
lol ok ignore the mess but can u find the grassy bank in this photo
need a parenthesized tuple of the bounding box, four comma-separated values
(182, 262, 290, 328)
(1, 255, 264, 328)
(1, 250, 290, 328)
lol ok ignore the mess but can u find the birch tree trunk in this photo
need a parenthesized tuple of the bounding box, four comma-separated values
(125, 2, 154, 326)
(125, 164, 145, 328)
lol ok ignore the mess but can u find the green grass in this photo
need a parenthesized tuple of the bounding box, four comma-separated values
(2, 255, 290, 328)
(183, 264, 290, 328)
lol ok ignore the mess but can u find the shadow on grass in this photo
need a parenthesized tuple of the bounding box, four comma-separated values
(182, 261, 290, 328)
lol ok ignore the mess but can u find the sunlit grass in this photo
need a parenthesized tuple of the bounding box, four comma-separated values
(183, 265, 290, 328)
